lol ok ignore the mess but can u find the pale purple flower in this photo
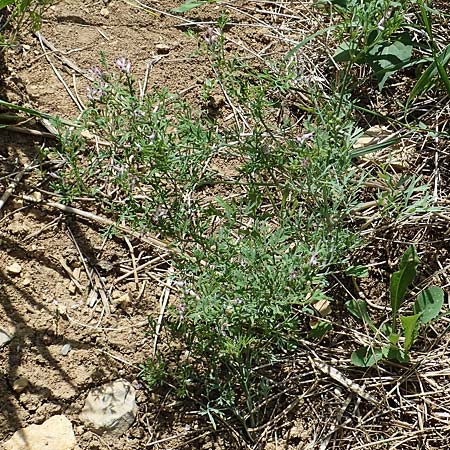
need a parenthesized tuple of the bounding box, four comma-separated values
(203, 27, 221, 46)
(295, 132, 314, 144)
(115, 57, 132, 73)
(86, 84, 106, 101)
(88, 66, 104, 79)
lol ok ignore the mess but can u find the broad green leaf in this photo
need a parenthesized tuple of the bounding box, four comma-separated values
(351, 346, 383, 367)
(345, 299, 376, 332)
(414, 286, 444, 324)
(172, 0, 205, 13)
(382, 345, 409, 363)
(400, 314, 421, 351)
(390, 246, 420, 327)
(366, 32, 413, 90)
(333, 41, 360, 63)
(389, 333, 400, 345)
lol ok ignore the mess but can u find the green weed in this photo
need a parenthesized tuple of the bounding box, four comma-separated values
(347, 245, 444, 367)
(0, 0, 54, 45)
(53, 19, 439, 435)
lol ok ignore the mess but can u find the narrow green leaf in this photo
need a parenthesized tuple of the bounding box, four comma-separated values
(351, 346, 383, 367)
(345, 265, 369, 278)
(345, 299, 376, 332)
(407, 44, 450, 107)
(400, 314, 421, 351)
(414, 286, 445, 324)
(350, 136, 401, 158)
(172, 0, 205, 13)
(390, 246, 420, 330)
(283, 25, 337, 62)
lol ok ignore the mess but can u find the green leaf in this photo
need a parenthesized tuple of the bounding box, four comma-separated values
(308, 321, 333, 340)
(390, 246, 420, 330)
(379, 322, 392, 337)
(345, 299, 376, 332)
(400, 314, 421, 351)
(414, 286, 444, 324)
(0, 0, 16, 8)
(351, 346, 383, 367)
(382, 345, 409, 363)
(407, 43, 450, 106)
(366, 32, 413, 90)
(283, 25, 338, 63)
(388, 333, 400, 345)
(345, 265, 369, 278)
(333, 41, 360, 64)
(172, 0, 205, 13)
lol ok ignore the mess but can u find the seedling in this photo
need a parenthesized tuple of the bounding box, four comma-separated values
(347, 245, 444, 367)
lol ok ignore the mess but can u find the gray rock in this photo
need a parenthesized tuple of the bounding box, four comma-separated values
(79, 379, 137, 436)
(60, 343, 72, 356)
(3, 415, 77, 450)
(0, 328, 14, 347)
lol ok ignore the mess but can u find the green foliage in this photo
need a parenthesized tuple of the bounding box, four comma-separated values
(348, 245, 445, 367)
(172, 0, 206, 13)
(328, 0, 412, 89)
(0, 0, 54, 45)
(172, 0, 219, 13)
(53, 17, 441, 433)
(407, 1, 450, 106)
(55, 47, 367, 430)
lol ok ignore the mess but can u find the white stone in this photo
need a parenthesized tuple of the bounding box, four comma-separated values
(0, 328, 13, 347)
(3, 415, 76, 450)
(79, 379, 137, 436)
(6, 263, 22, 275)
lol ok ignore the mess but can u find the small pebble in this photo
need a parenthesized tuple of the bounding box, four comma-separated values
(100, 7, 109, 17)
(68, 282, 76, 294)
(13, 376, 29, 393)
(155, 43, 171, 54)
(60, 343, 72, 356)
(6, 263, 22, 275)
(22, 277, 31, 286)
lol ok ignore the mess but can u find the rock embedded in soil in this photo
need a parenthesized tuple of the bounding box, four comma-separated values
(3, 415, 76, 450)
(0, 327, 14, 347)
(155, 43, 171, 54)
(6, 262, 22, 275)
(12, 377, 29, 393)
(79, 379, 137, 436)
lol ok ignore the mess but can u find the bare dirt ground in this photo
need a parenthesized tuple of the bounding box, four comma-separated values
(2, 1, 450, 449)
